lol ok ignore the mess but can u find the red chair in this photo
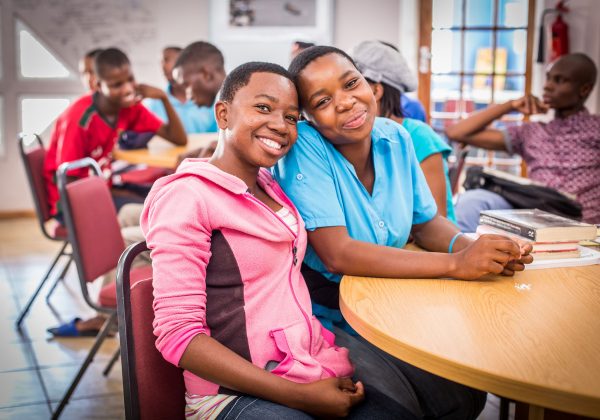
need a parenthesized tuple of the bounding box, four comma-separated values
(116, 241, 186, 420)
(16, 133, 72, 329)
(54, 158, 152, 419)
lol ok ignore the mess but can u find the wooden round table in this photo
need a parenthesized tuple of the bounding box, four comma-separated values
(340, 265, 600, 418)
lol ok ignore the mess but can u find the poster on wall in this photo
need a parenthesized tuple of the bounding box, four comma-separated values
(210, 0, 333, 70)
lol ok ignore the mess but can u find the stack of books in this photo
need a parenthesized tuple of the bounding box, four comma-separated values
(477, 209, 597, 261)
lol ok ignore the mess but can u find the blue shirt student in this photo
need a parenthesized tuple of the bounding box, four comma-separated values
(144, 84, 217, 133)
(274, 118, 437, 331)
(401, 94, 426, 122)
(401, 118, 456, 224)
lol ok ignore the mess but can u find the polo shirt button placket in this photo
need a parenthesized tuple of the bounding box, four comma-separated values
(296, 174, 304, 181)
(378, 221, 385, 229)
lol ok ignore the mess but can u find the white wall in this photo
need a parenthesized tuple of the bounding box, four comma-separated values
(532, 0, 600, 112)
(1, 0, 405, 212)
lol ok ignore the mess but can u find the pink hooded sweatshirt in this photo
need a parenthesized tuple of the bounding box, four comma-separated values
(141, 159, 354, 397)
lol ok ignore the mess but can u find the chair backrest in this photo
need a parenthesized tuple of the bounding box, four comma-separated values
(57, 158, 125, 311)
(117, 241, 186, 420)
(18, 133, 54, 237)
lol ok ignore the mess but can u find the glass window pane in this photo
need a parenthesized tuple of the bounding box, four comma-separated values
(17, 20, 71, 78)
(464, 31, 495, 73)
(465, 0, 494, 27)
(20, 98, 71, 134)
(499, 0, 528, 27)
(497, 29, 527, 74)
(494, 76, 525, 103)
(432, 30, 462, 73)
(430, 75, 461, 133)
(465, 75, 493, 108)
(433, 0, 462, 29)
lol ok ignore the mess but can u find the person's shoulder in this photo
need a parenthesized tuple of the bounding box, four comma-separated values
(373, 117, 411, 144)
(60, 94, 93, 122)
(294, 121, 329, 153)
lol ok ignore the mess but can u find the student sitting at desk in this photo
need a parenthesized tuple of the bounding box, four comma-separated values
(43, 47, 186, 220)
(274, 45, 533, 419)
(445, 53, 600, 232)
(353, 40, 456, 223)
(144, 46, 218, 133)
(142, 61, 417, 420)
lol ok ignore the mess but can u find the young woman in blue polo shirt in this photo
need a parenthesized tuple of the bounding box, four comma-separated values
(273, 46, 533, 420)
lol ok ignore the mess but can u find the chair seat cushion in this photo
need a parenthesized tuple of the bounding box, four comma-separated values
(99, 265, 153, 308)
(51, 223, 69, 240)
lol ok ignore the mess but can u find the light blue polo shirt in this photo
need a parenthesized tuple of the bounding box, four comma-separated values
(144, 84, 217, 133)
(401, 118, 456, 224)
(274, 118, 437, 331)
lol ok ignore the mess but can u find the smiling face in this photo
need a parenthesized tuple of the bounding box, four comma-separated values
(215, 72, 299, 170)
(296, 53, 377, 146)
(97, 64, 137, 108)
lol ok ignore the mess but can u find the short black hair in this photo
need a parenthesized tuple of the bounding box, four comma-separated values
(84, 48, 103, 60)
(365, 78, 403, 118)
(288, 45, 356, 87)
(219, 61, 294, 103)
(294, 41, 315, 50)
(174, 41, 224, 69)
(94, 48, 130, 78)
(562, 53, 598, 88)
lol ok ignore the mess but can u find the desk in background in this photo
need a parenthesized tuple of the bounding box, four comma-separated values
(340, 266, 600, 419)
(113, 133, 217, 169)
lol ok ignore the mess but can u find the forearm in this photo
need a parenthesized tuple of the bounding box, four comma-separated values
(446, 101, 513, 140)
(160, 97, 187, 145)
(330, 237, 459, 279)
(179, 334, 304, 409)
(412, 215, 472, 253)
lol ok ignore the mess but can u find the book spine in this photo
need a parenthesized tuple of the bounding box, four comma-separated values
(479, 214, 536, 240)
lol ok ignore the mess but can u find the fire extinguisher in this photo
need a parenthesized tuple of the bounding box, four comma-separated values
(537, 0, 569, 63)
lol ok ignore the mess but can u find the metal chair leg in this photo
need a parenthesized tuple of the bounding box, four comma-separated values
(103, 347, 120, 377)
(45, 256, 72, 303)
(15, 242, 69, 329)
(51, 313, 117, 419)
(499, 397, 510, 420)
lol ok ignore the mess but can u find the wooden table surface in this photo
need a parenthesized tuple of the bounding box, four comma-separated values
(340, 265, 600, 418)
(113, 133, 218, 168)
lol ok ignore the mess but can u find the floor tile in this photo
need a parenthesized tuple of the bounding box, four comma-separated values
(41, 361, 123, 402)
(0, 370, 47, 408)
(0, 402, 50, 419)
(51, 394, 124, 420)
(0, 341, 35, 372)
(31, 335, 119, 369)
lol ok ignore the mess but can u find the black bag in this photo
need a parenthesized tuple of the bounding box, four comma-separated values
(463, 166, 583, 220)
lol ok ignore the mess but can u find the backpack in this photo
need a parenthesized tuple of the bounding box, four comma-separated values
(463, 166, 583, 220)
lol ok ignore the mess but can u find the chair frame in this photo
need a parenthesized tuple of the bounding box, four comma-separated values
(116, 240, 150, 420)
(15, 133, 73, 329)
(52, 157, 118, 419)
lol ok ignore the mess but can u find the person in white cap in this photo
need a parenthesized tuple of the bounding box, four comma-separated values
(353, 40, 456, 223)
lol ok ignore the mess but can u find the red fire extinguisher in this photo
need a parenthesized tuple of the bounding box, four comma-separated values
(537, 1, 569, 63)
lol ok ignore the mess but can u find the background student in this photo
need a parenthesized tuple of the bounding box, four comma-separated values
(445, 53, 599, 232)
(78, 48, 103, 92)
(142, 61, 417, 420)
(275, 46, 533, 419)
(45, 47, 186, 337)
(144, 46, 218, 133)
(353, 40, 456, 223)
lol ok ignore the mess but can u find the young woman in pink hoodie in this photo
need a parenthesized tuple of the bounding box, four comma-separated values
(141, 62, 418, 419)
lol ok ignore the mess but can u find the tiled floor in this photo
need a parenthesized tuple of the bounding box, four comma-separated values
(0, 217, 510, 420)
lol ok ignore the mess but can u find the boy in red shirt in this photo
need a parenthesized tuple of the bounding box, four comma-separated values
(43, 47, 186, 219)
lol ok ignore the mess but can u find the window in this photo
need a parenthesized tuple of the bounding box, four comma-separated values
(419, 0, 535, 175)
(17, 20, 72, 78)
(20, 97, 72, 134)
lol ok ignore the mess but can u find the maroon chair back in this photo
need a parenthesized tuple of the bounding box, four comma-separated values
(117, 242, 186, 420)
(18, 134, 58, 237)
(57, 158, 125, 313)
